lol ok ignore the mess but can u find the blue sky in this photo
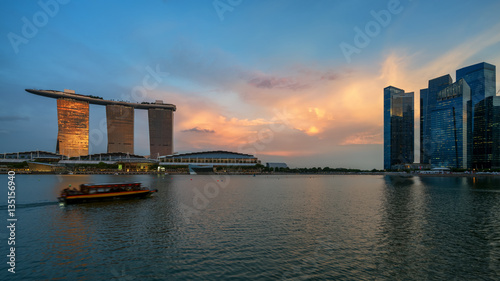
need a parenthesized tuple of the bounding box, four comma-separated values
(1, 0, 499, 169)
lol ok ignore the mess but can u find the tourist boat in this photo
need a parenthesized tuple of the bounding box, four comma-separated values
(58, 182, 157, 205)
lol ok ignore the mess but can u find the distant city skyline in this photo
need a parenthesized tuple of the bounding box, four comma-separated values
(1, 1, 500, 169)
(386, 62, 497, 170)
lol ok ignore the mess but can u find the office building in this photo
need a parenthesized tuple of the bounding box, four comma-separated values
(457, 62, 497, 167)
(396, 62, 496, 170)
(420, 75, 453, 164)
(419, 88, 428, 164)
(384, 86, 414, 170)
(472, 96, 500, 169)
(429, 79, 471, 168)
(456, 62, 496, 109)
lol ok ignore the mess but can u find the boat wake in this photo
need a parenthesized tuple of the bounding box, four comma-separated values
(0, 201, 58, 210)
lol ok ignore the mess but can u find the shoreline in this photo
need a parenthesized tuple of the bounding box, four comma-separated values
(3, 171, 500, 177)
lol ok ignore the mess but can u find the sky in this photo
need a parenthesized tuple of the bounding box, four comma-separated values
(1, 0, 500, 169)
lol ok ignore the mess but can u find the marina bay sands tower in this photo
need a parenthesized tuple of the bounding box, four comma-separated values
(25, 89, 176, 159)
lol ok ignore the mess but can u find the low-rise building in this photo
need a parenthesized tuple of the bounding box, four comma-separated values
(158, 151, 260, 166)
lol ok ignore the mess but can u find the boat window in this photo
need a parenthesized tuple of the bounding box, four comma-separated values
(89, 189, 96, 194)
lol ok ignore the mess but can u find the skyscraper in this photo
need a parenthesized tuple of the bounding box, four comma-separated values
(56, 98, 89, 157)
(390, 62, 496, 170)
(26, 89, 176, 158)
(456, 62, 496, 109)
(419, 88, 428, 164)
(106, 105, 134, 154)
(429, 79, 471, 169)
(420, 75, 453, 164)
(384, 86, 414, 170)
(148, 106, 174, 159)
(472, 96, 500, 169)
(457, 62, 497, 167)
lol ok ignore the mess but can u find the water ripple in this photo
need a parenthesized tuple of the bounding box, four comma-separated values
(2, 175, 500, 280)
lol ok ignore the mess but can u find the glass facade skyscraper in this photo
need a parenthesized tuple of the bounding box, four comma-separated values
(457, 62, 497, 167)
(419, 88, 428, 164)
(456, 62, 496, 110)
(429, 79, 471, 168)
(473, 96, 500, 169)
(384, 86, 414, 170)
(420, 75, 452, 164)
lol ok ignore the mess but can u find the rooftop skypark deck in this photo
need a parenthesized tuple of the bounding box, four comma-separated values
(25, 89, 176, 111)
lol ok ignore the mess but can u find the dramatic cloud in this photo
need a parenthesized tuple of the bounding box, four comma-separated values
(146, 30, 500, 169)
(248, 75, 308, 90)
(341, 130, 383, 145)
(182, 127, 215, 133)
(246, 69, 340, 91)
(2, 0, 498, 170)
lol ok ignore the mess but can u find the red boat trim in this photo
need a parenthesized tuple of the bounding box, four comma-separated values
(65, 190, 151, 200)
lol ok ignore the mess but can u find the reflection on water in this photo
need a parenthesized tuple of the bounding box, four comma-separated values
(379, 176, 500, 279)
(0, 174, 499, 280)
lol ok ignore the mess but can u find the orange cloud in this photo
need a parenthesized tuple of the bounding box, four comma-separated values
(341, 132, 383, 145)
(257, 150, 315, 157)
(144, 36, 499, 168)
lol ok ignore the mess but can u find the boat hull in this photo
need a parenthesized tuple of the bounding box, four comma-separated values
(58, 190, 156, 205)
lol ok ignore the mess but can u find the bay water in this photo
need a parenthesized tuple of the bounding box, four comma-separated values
(1, 174, 499, 280)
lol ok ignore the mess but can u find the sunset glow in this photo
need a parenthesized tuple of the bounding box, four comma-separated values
(1, 1, 499, 169)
